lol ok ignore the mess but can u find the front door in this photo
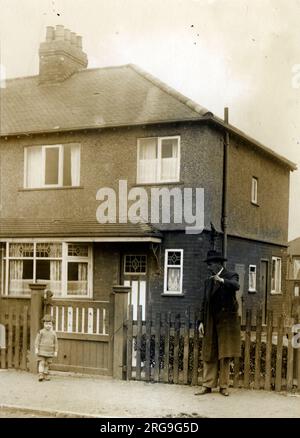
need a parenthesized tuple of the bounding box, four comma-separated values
(122, 254, 148, 321)
(260, 260, 268, 324)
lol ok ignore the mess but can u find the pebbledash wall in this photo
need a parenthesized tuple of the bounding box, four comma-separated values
(0, 122, 223, 227)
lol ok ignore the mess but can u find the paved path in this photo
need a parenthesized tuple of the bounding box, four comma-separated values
(0, 370, 300, 418)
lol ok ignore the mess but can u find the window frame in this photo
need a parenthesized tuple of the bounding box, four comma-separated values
(43, 144, 63, 188)
(123, 254, 147, 276)
(293, 257, 300, 280)
(137, 135, 181, 184)
(24, 144, 81, 189)
(1, 241, 92, 299)
(251, 176, 258, 204)
(163, 249, 184, 295)
(248, 264, 257, 292)
(271, 256, 282, 294)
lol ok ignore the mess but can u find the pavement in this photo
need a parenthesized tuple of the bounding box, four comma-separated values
(0, 369, 300, 418)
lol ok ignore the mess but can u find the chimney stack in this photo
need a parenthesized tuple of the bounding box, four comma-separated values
(39, 25, 88, 84)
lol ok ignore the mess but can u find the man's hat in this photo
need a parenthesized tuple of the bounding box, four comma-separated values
(42, 314, 54, 323)
(204, 250, 227, 263)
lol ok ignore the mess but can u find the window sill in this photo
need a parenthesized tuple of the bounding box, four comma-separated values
(134, 181, 184, 187)
(52, 297, 93, 301)
(161, 292, 185, 297)
(248, 289, 257, 293)
(0, 295, 92, 300)
(251, 201, 259, 207)
(0, 295, 31, 299)
(270, 291, 282, 295)
(19, 186, 84, 192)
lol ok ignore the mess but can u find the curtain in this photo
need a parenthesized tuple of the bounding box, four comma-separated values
(70, 144, 81, 186)
(9, 260, 23, 279)
(26, 146, 43, 188)
(167, 267, 180, 292)
(161, 139, 178, 181)
(50, 260, 61, 297)
(294, 259, 300, 279)
(78, 263, 87, 281)
(9, 260, 23, 295)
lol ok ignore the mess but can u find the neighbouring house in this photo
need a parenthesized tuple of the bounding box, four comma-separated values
(287, 237, 300, 316)
(0, 25, 296, 373)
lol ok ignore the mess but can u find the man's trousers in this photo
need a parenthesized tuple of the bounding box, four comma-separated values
(202, 358, 230, 389)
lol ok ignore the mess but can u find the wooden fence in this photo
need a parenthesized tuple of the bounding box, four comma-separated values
(0, 305, 30, 370)
(0, 286, 129, 377)
(50, 300, 109, 336)
(126, 305, 300, 392)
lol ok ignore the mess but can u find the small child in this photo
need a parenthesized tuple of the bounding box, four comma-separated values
(35, 314, 58, 382)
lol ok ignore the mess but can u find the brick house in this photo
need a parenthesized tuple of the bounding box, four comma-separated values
(0, 24, 296, 333)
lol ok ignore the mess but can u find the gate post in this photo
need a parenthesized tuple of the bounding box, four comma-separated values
(112, 285, 130, 380)
(29, 283, 47, 373)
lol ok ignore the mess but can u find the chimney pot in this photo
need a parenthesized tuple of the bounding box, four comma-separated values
(46, 26, 55, 42)
(76, 35, 83, 49)
(64, 29, 71, 42)
(70, 32, 77, 45)
(39, 25, 88, 84)
(55, 25, 65, 40)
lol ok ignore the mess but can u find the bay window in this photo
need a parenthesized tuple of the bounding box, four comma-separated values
(1, 242, 92, 298)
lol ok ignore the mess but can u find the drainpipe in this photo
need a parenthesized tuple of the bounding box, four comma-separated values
(222, 107, 229, 264)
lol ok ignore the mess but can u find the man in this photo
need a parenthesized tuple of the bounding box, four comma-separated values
(195, 250, 241, 397)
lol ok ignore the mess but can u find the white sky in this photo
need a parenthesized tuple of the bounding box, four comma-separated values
(0, 0, 299, 240)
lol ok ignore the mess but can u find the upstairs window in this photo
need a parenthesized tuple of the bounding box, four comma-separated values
(271, 256, 282, 294)
(137, 136, 180, 184)
(251, 177, 258, 204)
(24, 143, 81, 188)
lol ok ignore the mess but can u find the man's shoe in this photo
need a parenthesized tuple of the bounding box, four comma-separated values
(38, 374, 44, 382)
(219, 388, 229, 396)
(195, 387, 212, 395)
(43, 374, 50, 381)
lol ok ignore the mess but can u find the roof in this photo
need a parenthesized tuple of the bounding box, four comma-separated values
(288, 237, 300, 255)
(0, 64, 208, 136)
(0, 63, 296, 170)
(0, 218, 161, 241)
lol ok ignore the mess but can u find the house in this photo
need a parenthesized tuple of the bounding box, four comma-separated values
(0, 24, 296, 339)
(287, 237, 300, 316)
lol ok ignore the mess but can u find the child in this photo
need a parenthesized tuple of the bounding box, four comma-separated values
(35, 314, 58, 382)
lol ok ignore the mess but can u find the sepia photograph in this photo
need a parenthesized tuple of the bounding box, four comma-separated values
(0, 0, 300, 425)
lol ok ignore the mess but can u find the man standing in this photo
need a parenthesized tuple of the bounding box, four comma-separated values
(195, 250, 241, 397)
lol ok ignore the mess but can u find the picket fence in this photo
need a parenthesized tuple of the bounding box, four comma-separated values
(0, 305, 30, 370)
(126, 306, 300, 392)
